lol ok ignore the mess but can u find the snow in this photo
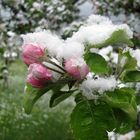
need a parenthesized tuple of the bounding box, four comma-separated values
(69, 23, 133, 46)
(21, 15, 133, 61)
(130, 49, 140, 67)
(67, 57, 86, 67)
(98, 46, 113, 61)
(81, 76, 117, 99)
(87, 15, 112, 25)
(120, 57, 127, 67)
(108, 131, 135, 140)
(137, 105, 140, 112)
(99, 46, 113, 56)
(136, 82, 140, 91)
(78, 1, 93, 18)
(59, 41, 85, 59)
(90, 46, 118, 64)
(7, 31, 16, 37)
(21, 31, 85, 60)
(110, 52, 118, 64)
(107, 130, 116, 140)
(21, 31, 64, 59)
(32, 2, 42, 10)
(117, 131, 135, 140)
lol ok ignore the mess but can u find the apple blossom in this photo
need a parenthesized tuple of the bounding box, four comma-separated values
(27, 73, 46, 88)
(64, 58, 89, 80)
(22, 43, 45, 65)
(27, 63, 52, 88)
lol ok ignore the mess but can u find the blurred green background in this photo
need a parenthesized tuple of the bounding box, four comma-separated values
(0, 60, 75, 140)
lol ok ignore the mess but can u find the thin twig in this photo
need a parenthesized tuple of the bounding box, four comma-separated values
(42, 63, 64, 75)
(49, 60, 66, 72)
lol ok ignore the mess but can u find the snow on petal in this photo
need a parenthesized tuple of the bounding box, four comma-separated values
(21, 31, 64, 59)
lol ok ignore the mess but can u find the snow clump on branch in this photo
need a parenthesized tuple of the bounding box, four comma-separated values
(21, 15, 133, 61)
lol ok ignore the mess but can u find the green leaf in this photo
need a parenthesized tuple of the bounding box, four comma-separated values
(0, 66, 8, 72)
(23, 78, 74, 113)
(23, 84, 52, 114)
(88, 29, 133, 48)
(106, 29, 133, 47)
(115, 50, 137, 80)
(136, 93, 140, 105)
(50, 90, 75, 107)
(122, 51, 137, 71)
(71, 100, 116, 140)
(75, 93, 84, 104)
(132, 35, 140, 47)
(112, 108, 135, 133)
(116, 50, 137, 80)
(84, 52, 109, 74)
(0, 48, 4, 54)
(0, 74, 3, 79)
(121, 70, 140, 82)
(71, 93, 136, 140)
(102, 88, 137, 120)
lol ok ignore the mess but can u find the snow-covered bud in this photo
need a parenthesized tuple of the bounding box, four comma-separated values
(27, 74, 46, 88)
(27, 63, 52, 88)
(22, 43, 45, 65)
(28, 63, 52, 81)
(64, 58, 89, 80)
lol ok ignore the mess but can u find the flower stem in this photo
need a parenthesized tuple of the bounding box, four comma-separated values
(42, 63, 64, 75)
(43, 57, 66, 72)
(49, 60, 66, 72)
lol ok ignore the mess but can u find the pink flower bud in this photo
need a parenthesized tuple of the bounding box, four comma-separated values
(27, 74, 46, 88)
(64, 58, 89, 80)
(22, 43, 45, 65)
(27, 63, 52, 88)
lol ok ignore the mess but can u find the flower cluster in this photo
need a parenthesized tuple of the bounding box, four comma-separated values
(22, 43, 89, 88)
(21, 15, 133, 92)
